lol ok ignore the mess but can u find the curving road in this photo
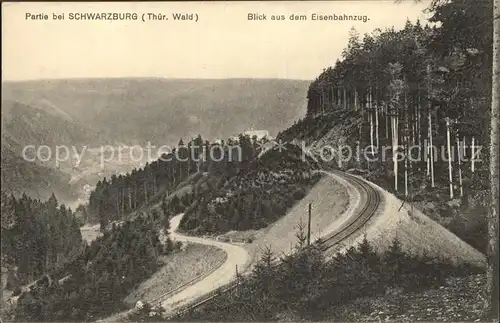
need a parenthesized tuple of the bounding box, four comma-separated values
(97, 215, 250, 323)
(158, 215, 250, 313)
(99, 168, 381, 321)
(160, 169, 381, 318)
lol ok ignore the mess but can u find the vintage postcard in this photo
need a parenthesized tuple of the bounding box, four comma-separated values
(1, 1, 498, 322)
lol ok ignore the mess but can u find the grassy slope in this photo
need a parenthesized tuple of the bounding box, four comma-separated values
(244, 174, 349, 263)
(331, 177, 486, 268)
(123, 243, 226, 307)
(279, 111, 488, 257)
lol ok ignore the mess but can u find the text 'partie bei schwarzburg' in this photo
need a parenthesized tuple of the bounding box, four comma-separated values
(25, 12, 199, 22)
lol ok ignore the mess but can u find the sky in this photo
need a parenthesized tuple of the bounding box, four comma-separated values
(2, 1, 431, 81)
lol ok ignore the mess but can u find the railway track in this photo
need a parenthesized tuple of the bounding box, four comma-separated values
(164, 169, 381, 320)
(316, 169, 381, 251)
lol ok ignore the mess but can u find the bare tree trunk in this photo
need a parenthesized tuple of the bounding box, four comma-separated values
(426, 64, 435, 188)
(404, 86, 409, 197)
(428, 110, 435, 187)
(134, 184, 138, 208)
(375, 97, 380, 149)
(178, 160, 183, 183)
(369, 89, 374, 155)
(404, 137, 408, 197)
(396, 117, 399, 151)
(323, 91, 326, 114)
(128, 187, 132, 210)
(331, 86, 334, 110)
(446, 117, 454, 199)
(322, 91, 326, 114)
(426, 138, 430, 177)
(486, 1, 500, 318)
(121, 189, 125, 214)
(343, 87, 347, 109)
(456, 133, 463, 197)
(392, 114, 399, 192)
(417, 93, 422, 146)
(411, 116, 416, 146)
(472, 136, 476, 173)
(324, 90, 327, 113)
(354, 88, 358, 111)
(463, 135, 467, 160)
(385, 103, 389, 140)
(317, 93, 321, 116)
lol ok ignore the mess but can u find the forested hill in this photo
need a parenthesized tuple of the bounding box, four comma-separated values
(2, 78, 310, 146)
(278, 2, 492, 253)
(178, 142, 321, 234)
(86, 134, 241, 227)
(1, 192, 83, 286)
(1, 78, 308, 207)
(12, 209, 171, 322)
(1, 100, 104, 201)
(87, 134, 321, 233)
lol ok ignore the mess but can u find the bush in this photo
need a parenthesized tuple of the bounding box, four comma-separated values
(176, 236, 483, 322)
(14, 217, 166, 322)
(293, 187, 306, 200)
(12, 287, 22, 296)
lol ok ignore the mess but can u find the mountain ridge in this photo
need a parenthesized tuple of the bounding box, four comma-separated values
(1, 78, 309, 203)
(2, 78, 309, 146)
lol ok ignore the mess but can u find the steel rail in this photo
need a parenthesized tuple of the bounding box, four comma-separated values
(164, 170, 381, 320)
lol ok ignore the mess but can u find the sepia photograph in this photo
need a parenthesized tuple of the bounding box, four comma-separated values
(1, 1, 498, 322)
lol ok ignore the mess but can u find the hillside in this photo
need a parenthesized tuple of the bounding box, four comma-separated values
(0, 145, 74, 201)
(1, 99, 109, 201)
(159, 4, 494, 321)
(2, 78, 309, 146)
(1, 78, 309, 203)
(1, 192, 83, 307)
(1, 78, 308, 205)
(279, 110, 488, 255)
(85, 130, 322, 237)
(1, 100, 107, 153)
(178, 143, 322, 234)
(276, 13, 491, 254)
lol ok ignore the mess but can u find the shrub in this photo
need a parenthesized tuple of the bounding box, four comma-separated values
(293, 187, 306, 200)
(175, 236, 482, 322)
(12, 287, 22, 296)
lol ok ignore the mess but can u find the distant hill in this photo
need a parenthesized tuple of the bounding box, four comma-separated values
(1, 100, 108, 155)
(0, 145, 74, 201)
(1, 100, 104, 201)
(1, 78, 309, 202)
(2, 78, 310, 146)
(1, 99, 111, 201)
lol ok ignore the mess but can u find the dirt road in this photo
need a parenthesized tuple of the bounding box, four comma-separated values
(99, 170, 367, 321)
(159, 215, 250, 313)
(160, 170, 368, 317)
